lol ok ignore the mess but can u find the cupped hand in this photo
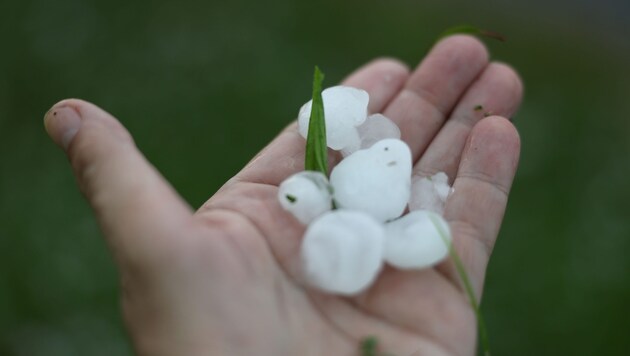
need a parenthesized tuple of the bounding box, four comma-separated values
(44, 35, 522, 356)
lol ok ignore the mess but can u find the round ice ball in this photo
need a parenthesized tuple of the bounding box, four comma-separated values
(409, 172, 453, 215)
(278, 171, 333, 224)
(298, 86, 369, 151)
(330, 139, 412, 222)
(342, 113, 401, 156)
(301, 210, 385, 295)
(384, 210, 452, 269)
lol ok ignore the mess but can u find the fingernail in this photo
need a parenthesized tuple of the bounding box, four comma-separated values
(44, 105, 82, 150)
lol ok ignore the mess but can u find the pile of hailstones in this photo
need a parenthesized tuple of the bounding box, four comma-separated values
(278, 86, 453, 296)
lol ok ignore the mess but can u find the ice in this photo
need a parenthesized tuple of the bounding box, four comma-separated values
(341, 113, 400, 156)
(359, 113, 401, 148)
(384, 210, 451, 269)
(298, 86, 369, 151)
(409, 172, 453, 215)
(330, 139, 412, 222)
(301, 210, 385, 295)
(278, 171, 333, 224)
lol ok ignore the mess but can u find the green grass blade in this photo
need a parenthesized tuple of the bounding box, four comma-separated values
(429, 215, 491, 356)
(360, 336, 378, 356)
(439, 25, 506, 42)
(304, 66, 328, 176)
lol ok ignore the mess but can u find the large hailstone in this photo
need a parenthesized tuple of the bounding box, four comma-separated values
(330, 139, 412, 222)
(301, 210, 385, 295)
(409, 172, 453, 215)
(342, 113, 401, 157)
(384, 210, 452, 269)
(298, 86, 369, 151)
(278, 171, 333, 224)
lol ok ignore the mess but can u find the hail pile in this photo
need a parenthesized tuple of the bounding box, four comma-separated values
(279, 86, 454, 295)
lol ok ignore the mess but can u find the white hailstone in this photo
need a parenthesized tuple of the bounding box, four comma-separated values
(301, 210, 385, 295)
(409, 172, 453, 215)
(278, 171, 333, 224)
(330, 139, 412, 222)
(342, 113, 401, 156)
(384, 210, 452, 269)
(298, 86, 369, 151)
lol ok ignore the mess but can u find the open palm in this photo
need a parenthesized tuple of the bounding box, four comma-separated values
(45, 35, 522, 356)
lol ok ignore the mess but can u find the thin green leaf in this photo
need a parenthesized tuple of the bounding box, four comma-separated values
(429, 215, 491, 356)
(439, 25, 506, 42)
(360, 336, 378, 356)
(359, 336, 398, 356)
(304, 66, 328, 176)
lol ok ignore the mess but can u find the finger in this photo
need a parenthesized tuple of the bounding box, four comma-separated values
(45, 99, 192, 266)
(344, 58, 411, 115)
(382, 35, 489, 162)
(413, 62, 523, 180)
(444, 116, 521, 295)
(352, 117, 519, 351)
(223, 58, 410, 188)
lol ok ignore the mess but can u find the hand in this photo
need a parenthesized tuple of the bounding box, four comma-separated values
(44, 35, 522, 356)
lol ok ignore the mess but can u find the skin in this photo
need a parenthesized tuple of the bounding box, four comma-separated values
(44, 35, 523, 356)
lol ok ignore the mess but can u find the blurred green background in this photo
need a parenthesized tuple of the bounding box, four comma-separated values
(1, 0, 629, 355)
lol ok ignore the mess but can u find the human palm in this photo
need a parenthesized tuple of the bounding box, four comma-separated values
(45, 35, 522, 356)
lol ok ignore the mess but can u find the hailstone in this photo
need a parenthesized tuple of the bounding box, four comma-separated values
(278, 171, 333, 224)
(301, 210, 385, 295)
(384, 210, 452, 269)
(298, 86, 369, 151)
(409, 172, 453, 215)
(330, 139, 412, 222)
(341, 113, 401, 156)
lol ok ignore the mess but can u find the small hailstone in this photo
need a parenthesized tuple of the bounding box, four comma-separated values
(278, 171, 333, 224)
(298, 86, 369, 151)
(384, 210, 452, 269)
(330, 139, 412, 222)
(342, 113, 401, 156)
(301, 210, 385, 295)
(409, 172, 453, 215)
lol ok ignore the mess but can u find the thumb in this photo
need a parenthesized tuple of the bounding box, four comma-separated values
(44, 99, 192, 266)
